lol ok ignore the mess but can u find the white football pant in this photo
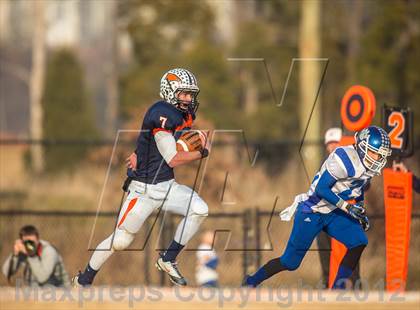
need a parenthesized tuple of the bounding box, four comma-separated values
(89, 179, 208, 270)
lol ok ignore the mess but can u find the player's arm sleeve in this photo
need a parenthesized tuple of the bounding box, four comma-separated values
(154, 131, 177, 164)
(26, 246, 57, 284)
(315, 151, 350, 210)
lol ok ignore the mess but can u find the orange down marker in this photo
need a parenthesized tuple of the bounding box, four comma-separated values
(328, 238, 347, 288)
(383, 168, 413, 291)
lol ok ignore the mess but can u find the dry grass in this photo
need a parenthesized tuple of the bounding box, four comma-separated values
(0, 142, 419, 289)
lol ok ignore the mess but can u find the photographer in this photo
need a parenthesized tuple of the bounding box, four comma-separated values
(2, 225, 70, 287)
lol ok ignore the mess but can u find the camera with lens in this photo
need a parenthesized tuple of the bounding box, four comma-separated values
(23, 240, 38, 257)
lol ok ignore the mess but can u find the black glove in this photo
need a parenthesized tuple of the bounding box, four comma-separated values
(346, 204, 370, 231)
(359, 215, 370, 231)
(200, 148, 209, 158)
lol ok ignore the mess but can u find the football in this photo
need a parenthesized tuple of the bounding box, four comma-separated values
(176, 130, 207, 152)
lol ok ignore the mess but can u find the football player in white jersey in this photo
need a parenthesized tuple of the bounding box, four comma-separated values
(243, 126, 391, 289)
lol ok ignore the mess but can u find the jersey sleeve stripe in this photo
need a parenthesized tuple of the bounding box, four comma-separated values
(335, 148, 355, 177)
(152, 128, 172, 136)
(175, 114, 193, 132)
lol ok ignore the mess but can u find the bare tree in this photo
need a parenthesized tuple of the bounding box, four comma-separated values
(30, 0, 46, 173)
(237, 0, 258, 116)
(0, 0, 11, 44)
(104, 0, 119, 139)
(240, 68, 258, 116)
(347, 0, 363, 83)
(299, 0, 322, 176)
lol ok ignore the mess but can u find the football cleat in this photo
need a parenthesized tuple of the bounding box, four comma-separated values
(71, 272, 84, 288)
(241, 275, 256, 288)
(71, 271, 90, 288)
(155, 257, 187, 286)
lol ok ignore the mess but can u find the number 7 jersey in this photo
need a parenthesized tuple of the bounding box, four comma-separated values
(128, 100, 194, 184)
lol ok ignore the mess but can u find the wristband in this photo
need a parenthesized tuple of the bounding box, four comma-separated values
(200, 148, 209, 158)
(336, 198, 348, 211)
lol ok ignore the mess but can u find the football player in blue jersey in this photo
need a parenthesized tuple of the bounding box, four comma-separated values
(73, 68, 210, 287)
(243, 126, 392, 289)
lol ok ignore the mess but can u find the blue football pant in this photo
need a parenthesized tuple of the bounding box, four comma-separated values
(279, 205, 368, 271)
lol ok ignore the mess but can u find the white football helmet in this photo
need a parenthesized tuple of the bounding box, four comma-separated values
(159, 68, 200, 113)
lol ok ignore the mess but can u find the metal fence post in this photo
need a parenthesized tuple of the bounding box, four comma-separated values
(158, 213, 166, 286)
(144, 219, 150, 285)
(255, 207, 261, 268)
(242, 208, 251, 279)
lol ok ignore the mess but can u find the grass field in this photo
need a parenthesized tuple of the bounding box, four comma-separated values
(1, 287, 419, 310)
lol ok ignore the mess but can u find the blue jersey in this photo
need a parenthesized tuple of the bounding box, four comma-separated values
(128, 101, 194, 184)
(299, 145, 373, 214)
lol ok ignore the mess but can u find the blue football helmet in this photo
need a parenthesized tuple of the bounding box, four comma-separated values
(355, 126, 392, 175)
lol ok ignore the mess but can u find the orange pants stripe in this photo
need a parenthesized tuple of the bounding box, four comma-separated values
(117, 198, 138, 228)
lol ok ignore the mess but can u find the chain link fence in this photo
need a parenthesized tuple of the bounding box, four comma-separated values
(0, 139, 419, 289)
(0, 208, 419, 289)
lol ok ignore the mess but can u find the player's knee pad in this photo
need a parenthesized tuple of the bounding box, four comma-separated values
(190, 198, 208, 217)
(112, 229, 134, 251)
(280, 260, 301, 271)
(279, 253, 303, 271)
